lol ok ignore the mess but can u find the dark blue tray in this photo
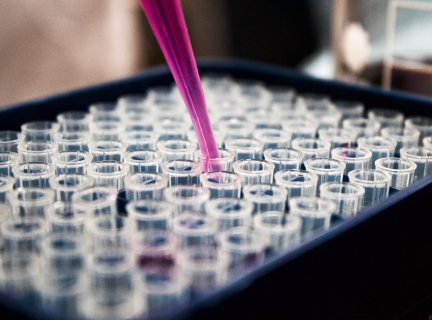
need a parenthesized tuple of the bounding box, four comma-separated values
(2, 59, 432, 320)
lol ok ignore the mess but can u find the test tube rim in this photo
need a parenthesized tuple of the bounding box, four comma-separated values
(53, 131, 92, 143)
(0, 131, 24, 144)
(288, 196, 337, 217)
(123, 149, 164, 164)
(274, 169, 319, 186)
(45, 201, 89, 226)
(368, 108, 404, 121)
(126, 199, 173, 221)
(86, 215, 132, 239)
(48, 173, 94, 191)
(0, 151, 21, 165)
(40, 233, 85, 258)
(164, 185, 210, 204)
(357, 136, 397, 150)
(318, 128, 357, 141)
(1, 216, 47, 240)
(304, 158, 346, 173)
(124, 172, 168, 190)
(348, 169, 392, 185)
(331, 147, 372, 162)
(51, 150, 93, 165)
(232, 159, 275, 175)
(57, 111, 93, 123)
(224, 138, 264, 151)
(8, 187, 55, 207)
(71, 186, 118, 206)
(263, 148, 304, 161)
(88, 140, 128, 153)
(319, 182, 366, 200)
(219, 226, 264, 252)
(252, 128, 291, 142)
(194, 148, 235, 162)
(291, 137, 331, 152)
(161, 159, 203, 176)
(200, 171, 243, 189)
(342, 118, 381, 131)
(173, 213, 217, 236)
(156, 138, 197, 154)
(375, 157, 417, 173)
(131, 230, 179, 255)
(21, 121, 60, 134)
(405, 116, 432, 129)
(243, 183, 288, 204)
(253, 211, 302, 234)
(86, 161, 130, 177)
(205, 198, 254, 219)
(381, 127, 420, 142)
(400, 146, 432, 159)
(87, 249, 134, 275)
(177, 247, 231, 272)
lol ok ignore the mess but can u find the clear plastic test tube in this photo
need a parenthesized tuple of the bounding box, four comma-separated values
(194, 148, 235, 172)
(200, 171, 243, 199)
(263, 148, 303, 173)
(21, 121, 60, 141)
(368, 108, 404, 129)
(89, 121, 124, 141)
(342, 118, 381, 139)
(246, 113, 282, 130)
(86, 161, 129, 190)
(164, 185, 210, 215)
(72, 186, 118, 216)
(319, 182, 365, 217)
(281, 119, 317, 140)
(161, 160, 203, 186)
(7, 188, 54, 218)
(86, 216, 132, 251)
(224, 138, 264, 161)
(0, 152, 20, 176)
(88, 141, 127, 162)
(304, 158, 345, 196)
(89, 102, 120, 122)
(375, 157, 416, 190)
(51, 151, 93, 175)
(124, 172, 167, 200)
(243, 184, 287, 215)
(12, 162, 56, 188)
(218, 119, 254, 141)
(0, 131, 24, 152)
(381, 127, 420, 156)
(46, 201, 89, 234)
(53, 131, 92, 152)
(274, 170, 318, 203)
(291, 138, 331, 163)
(318, 128, 357, 151)
(173, 213, 217, 247)
(423, 137, 432, 149)
(127, 200, 173, 230)
(308, 109, 342, 131)
(334, 100, 364, 123)
(154, 120, 189, 141)
(49, 173, 94, 201)
(187, 130, 224, 149)
(121, 131, 159, 151)
(0, 176, 14, 203)
(123, 150, 163, 173)
(57, 111, 93, 131)
(252, 128, 291, 151)
(331, 147, 372, 175)
(348, 169, 391, 208)
(357, 137, 396, 169)
(253, 212, 302, 253)
(157, 139, 197, 162)
(18, 141, 58, 163)
(400, 146, 432, 181)
(233, 159, 274, 185)
(2, 217, 47, 253)
(117, 94, 147, 113)
(206, 198, 253, 231)
(405, 116, 432, 146)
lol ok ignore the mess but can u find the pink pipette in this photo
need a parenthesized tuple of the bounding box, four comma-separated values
(139, 0, 220, 172)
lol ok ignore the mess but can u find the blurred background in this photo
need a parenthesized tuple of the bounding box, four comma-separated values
(1, 0, 432, 107)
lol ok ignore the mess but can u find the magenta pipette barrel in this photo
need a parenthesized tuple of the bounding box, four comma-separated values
(139, 0, 220, 171)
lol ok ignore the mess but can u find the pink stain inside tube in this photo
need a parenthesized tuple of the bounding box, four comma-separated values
(139, 0, 220, 172)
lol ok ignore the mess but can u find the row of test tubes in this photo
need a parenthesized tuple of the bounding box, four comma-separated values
(0, 74, 432, 319)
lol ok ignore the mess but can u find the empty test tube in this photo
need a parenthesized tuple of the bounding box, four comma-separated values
(405, 116, 432, 146)
(124, 172, 167, 200)
(89, 121, 124, 141)
(53, 131, 92, 152)
(117, 94, 147, 113)
(173, 213, 217, 247)
(291, 138, 331, 163)
(263, 148, 303, 172)
(200, 171, 243, 199)
(304, 158, 345, 196)
(375, 158, 416, 190)
(2, 217, 47, 252)
(161, 160, 203, 186)
(348, 169, 391, 208)
(0, 176, 14, 203)
(57, 111, 93, 131)
(123, 150, 163, 173)
(187, 130, 224, 149)
(154, 120, 189, 140)
(206, 198, 253, 231)
(243, 184, 287, 214)
(246, 113, 282, 130)
(88, 141, 127, 162)
(331, 147, 372, 175)
(127, 200, 173, 230)
(0, 152, 20, 176)
(12, 162, 56, 188)
(51, 151, 93, 175)
(308, 109, 342, 131)
(224, 138, 264, 161)
(233, 159, 274, 185)
(281, 119, 317, 140)
(164, 185, 210, 215)
(302, 93, 333, 112)
(0, 131, 24, 152)
(274, 170, 318, 203)
(49, 173, 94, 201)
(253, 129, 291, 151)
(18, 141, 58, 163)
(72, 186, 118, 216)
(357, 137, 396, 169)
(400, 146, 432, 181)
(319, 182, 365, 217)
(195, 148, 235, 172)
(88, 102, 120, 122)
(318, 128, 356, 151)
(218, 119, 254, 140)
(7, 188, 54, 218)
(157, 139, 197, 162)
(381, 127, 420, 156)
(86, 216, 132, 251)
(21, 121, 60, 141)
(368, 108, 404, 129)
(334, 100, 364, 123)
(121, 131, 159, 151)
(342, 118, 380, 139)
(46, 201, 89, 234)
(86, 161, 129, 190)
(289, 197, 336, 236)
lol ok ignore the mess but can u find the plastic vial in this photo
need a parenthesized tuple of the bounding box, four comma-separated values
(195, 148, 235, 172)
(123, 149, 163, 173)
(253, 212, 302, 252)
(154, 120, 189, 141)
(288, 197, 336, 237)
(348, 169, 391, 208)
(381, 127, 420, 156)
(161, 160, 203, 186)
(7, 188, 54, 218)
(117, 94, 147, 112)
(342, 118, 381, 139)
(368, 108, 404, 129)
(252, 129, 291, 151)
(124, 172, 168, 200)
(423, 137, 432, 149)
(302, 93, 333, 111)
(89, 122, 124, 141)
(49, 173, 94, 201)
(375, 157, 416, 190)
(319, 182, 365, 217)
(274, 170, 318, 202)
(318, 128, 357, 151)
(243, 184, 287, 215)
(123, 113, 155, 132)
(173, 213, 217, 248)
(164, 185, 210, 215)
(187, 130, 224, 149)
(405, 117, 432, 146)
(331, 147, 372, 175)
(246, 113, 283, 130)
(357, 137, 396, 169)
(157, 139, 197, 162)
(18, 141, 58, 163)
(400, 146, 432, 181)
(291, 138, 331, 163)
(12, 162, 56, 188)
(308, 109, 342, 131)
(304, 158, 345, 196)
(0, 152, 20, 176)
(46, 201, 89, 234)
(121, 131, 159, 151)
(334, 100, 364, 123)
(86, 161, 129, 190)
(2, 217, 47, 253)
(71, 186, 118, 217)
(21, 121, 60, 141)
(224, 138, 264, 161)
(57, 111, 93, 131)
(51, 151, 93, 175)
(126, 200, 173, 230)
(89, 102, 121, 122)
(88, 141, 127, 162)
(0, 176, 14, 203)
(0, 131, 25, 152)
(233, 159, 274, 185)
(281, 119, 317, 140)
(53, 131, 92, 152)
(206, 198, 253, 231)
(86, 216, 132, 251)
(263, 148, 303, 173)
(200, 171, 243, 199)
(218, 119, 254, 141)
